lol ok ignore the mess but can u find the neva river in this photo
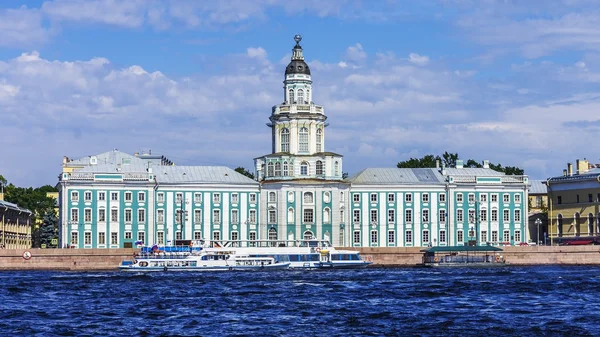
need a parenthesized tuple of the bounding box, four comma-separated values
(1, 266, 599, 336)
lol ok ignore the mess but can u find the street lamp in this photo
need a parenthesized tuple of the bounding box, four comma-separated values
(535, 218, 542, 245)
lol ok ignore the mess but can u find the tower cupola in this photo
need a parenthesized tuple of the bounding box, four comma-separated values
(285, 34, 311, 76)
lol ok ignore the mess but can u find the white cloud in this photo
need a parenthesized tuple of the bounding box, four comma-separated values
(0, 7, 51, 47)
(408, 53, 429, 66)
(345, 43, 367, 65)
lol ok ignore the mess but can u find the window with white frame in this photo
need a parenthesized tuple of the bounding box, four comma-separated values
(353, 231, 361, 244)
(353, 210, 361, 223)
(176, 193, 183, 204)
(316, 161, 324, 175)
(213, 193, 220, 203)
(480, 209, 487, 222)
(231, 231, 239, 242)
(480, 194, 487, 202)
(340, 209, 345, 223)
(353, 194, 360, 202)
(503, 194, 510, 203)
(468, 209, 475, 223)
(481, 230, 487, 243)
(503, 209, 510, 222)
(422, 209, 429, 222)
(405, 193, 412, 202)
(176, 210, 182, 224)
(297, 89, 304, 104)
(125, 209, 132, 223)
(388, 209, 395, 223)
(323, 192, 330, 203)
(138, 209, 145, 223)
(84, 232, 92, 245)
(231, 209, 239, 224)
(323, 208, 330, 223)
(439, 193, 446, 203)
(468, 193, 475, 203)
(249, 210, 256, 223)
(249, 232, 257, 242)
(194, 209, 202, 223)
(514, 209, 521, 222)
(515, 194, 521, 203)
(70, 208, 78, 222)
(300, 162, 308, 175)
(492, 231, 498, 242)
(405, 209, 412, 223)
(249, 193, 256, 203)
(125, 192, 132, 202)
(84, 209, 92, 223)
(370, 209, 378, 223)
(98, 192, 105, 201)
(138, 192, 145, 202)
(303, 209, 314, 223)
(281, 128, 290, 152)
(268, 228, 277, 241)
(388, 230, 395, 244)
(194, 193, 202, 203)
(99, 208, 106, 222)
(111, 232, 118, 245)
(289, 89, 294, 103)
(370, 193, 377, 203)
(304, 192, 313, 204)
(457, 230, 464, 243)
(503, 230, 510, 242)
(84, 192, 92, 202)
(125, 231, 132, 240)
(288, 208, 294, 223)
(111, 192, 118, 201)
(231, 193, 239, 204)
(334, 162, 339, 176)
(439, 230, 446, 243)
(175, 232, 182, 240)
(213, 210, 220, 223)
(194, 231, 202, 240)
(71, 232, 78, 245)
(268, 210, 277, 223)
(157, 192, 164, 203)
(299, 127, 309, 153)
(275, 162, 281, 176)
(457, 209, 463, 222)
(213, 231, 221, 241)
(269, 192, 277, 203)
(456, 193, 463, 203)
(491, 194, 498, 202)
(491, 209, 498, 222)
(138, 231, 145, 244)
(515, 230, 521, 242)
(388, 193, 395, 203)
(157, 232, 164, 245)
(283, 161, 289, 176)
(98, 232, 106, 245)
(71, 191, 79, 202)
(316, 129, 322, 152)
(405, 230, 413, 243)
(157, 209, 164, 223)
(370, 230, 378, 244)
(422, 230, 429, 243)
(422, 193, 429, 203)
(439, 209, 446, 223)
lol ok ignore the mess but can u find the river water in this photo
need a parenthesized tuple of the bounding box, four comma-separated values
(1, 266, 599, 336)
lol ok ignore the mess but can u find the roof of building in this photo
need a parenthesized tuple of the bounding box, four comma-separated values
(65, 150, 174, 167)
(285, 35, 310, 76)
(444, 167, 505, 176)
(255, 151, 343, 159)
(0, 200, 32, 214)
(547, 167, 600, 183)
(529, 180, 548, 194)
(349, 168, 445, 185)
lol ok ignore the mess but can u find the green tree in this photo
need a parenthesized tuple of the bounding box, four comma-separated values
(397, 153, 524, 175)
(441, 152, 458, 167)
(234, 167, 255, 180)
(342, 172, 349, 179)
(397, 154, 440, 168)
(40, 210, 58, 248)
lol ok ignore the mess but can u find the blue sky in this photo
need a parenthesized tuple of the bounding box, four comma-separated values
(1, 0, 600, 187)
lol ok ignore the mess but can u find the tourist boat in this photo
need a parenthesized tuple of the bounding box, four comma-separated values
(198, 238, 372, 269)
(419, 246, 506, 267)
(119, 245, 290, 272)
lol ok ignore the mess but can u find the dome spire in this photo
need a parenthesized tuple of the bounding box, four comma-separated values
(292, 34, 304, 61)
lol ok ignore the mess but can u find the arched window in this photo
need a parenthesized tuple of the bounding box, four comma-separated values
(300, 161, 309, 175)
(289, 89, 294, 103)
(297, 89, 304, 104)
(304, 192, 314, 204)
(324, 208, 331, 223)
(303, 231, 314, 240)
(307, 89, 310, 103)
(334, 161, 339, 176)
(288, 208, 294, 223)
(274, 162, 281, 176)
(316, 129, 322, 152)
(267, 163, 274, 177)
(283, 161, 289, 176)
(268, 192, 276, 203)
(280, 128, 290, 152)
(589, 213, 595, 236)
(316, 160, 324, 175)
(299, 127, 309, 153)
(323, 192, 330, 203)
(575, 213, 581, 236)
(557, 214, 563, 237)
(268, 228, 278, 245)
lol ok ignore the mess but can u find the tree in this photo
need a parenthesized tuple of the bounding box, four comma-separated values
(397, 154, 440, 168)
(234, 167, 255, 180)
(396, 153, 524, 175)
(39, 210, 58, 248)
(441, 152, 458, 167)
(342, 172, 349, 179)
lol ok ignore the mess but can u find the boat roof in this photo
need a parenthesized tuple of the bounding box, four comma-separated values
(421, 246, 504, 253)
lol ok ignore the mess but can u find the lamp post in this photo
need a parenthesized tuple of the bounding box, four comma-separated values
(535, 218, 542, 245)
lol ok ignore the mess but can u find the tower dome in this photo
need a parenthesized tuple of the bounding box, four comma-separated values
(285, 34, 311, 76)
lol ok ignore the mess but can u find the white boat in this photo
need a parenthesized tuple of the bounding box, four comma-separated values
(119, 247, 290, 272)
(198, 238, 372, 269)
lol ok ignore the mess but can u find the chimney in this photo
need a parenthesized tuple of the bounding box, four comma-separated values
(483, 160, 490, 169)
(441, 163, 446, 175)
(435, 160, 440, 169)
(576, 159, 589, 174)
(563, 169, 567, 177)
(62, 156, 70, 165)
(567, 163, 573, 176)
(456, 159, 464, 169)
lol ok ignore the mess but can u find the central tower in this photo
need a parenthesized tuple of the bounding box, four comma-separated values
(254, 35, 348, 247)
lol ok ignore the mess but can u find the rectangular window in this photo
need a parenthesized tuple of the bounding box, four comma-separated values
(405, 230, 413, 243)
(353, 194, 360, 202)
(157, 193, 164, 203)
(535, 196, 542, 207)
(71, 232, 78, 245)
(457, 230, 464, 243)
(481, 230, 487, 243)
(405, 193, 412, 202)
(370, 230, 378, 244)
(213, 210, 220, 223)
(175, 210, 182, 224)
(231, 209, 239, 224)
(212, 231, 220, 241)
(249, 193, 257, 203)
(439, 193, 446, 203)
(340, 210, 345, 223)
(468, 193, 475, 203)
(370, 209, 378, 223)
(303, 209, 314, 223)
(353, 210, 361, 223)
(194, 193, 202, 203)
(557, 196, 562, 204)
(491, 194, 498, 203)
(125, 209, 132, 223)
(213, 193, 221, 203)
(515, 230, 521, 242)
(84, 209, 92, 223)
(514, 194, 521, 203)
(388, 209, 395, 223)
(111, 192, 118, 201)
(370, 193, 377, 203)
(456, 193, 463, 203)
(353, 231, 361, 244)
(194, 231, 202, 240)
(457, 209, 463, 222)
(84, 192, 92, 202)
(388, 230, 395, 244)
(98, 232, 106, 245)
(422, 193, 429, 203)
(84, 232, 91, 245)
(176, 193, 183, 204)
(439, 209, 446, 223)
(194, 209, 202, 223)
(480, 194, 487, 202)
(138, 192, 145, 202)
(176, 232, 182, 240)
(469, 229, 475, 238)
(231, 193, 239, 204)
(71, 208, 78, 222)
(111, 232, 118, 245)
(503, 230, 510, 242)
(111, 209, 118, 222)
(503, 209, 510, 222)
(492, 231, 498, 242)
(125, 231, 132, 239)
(468, 209, 475, 223)
(439, 230, 446, 243)
(422, 209, 429, 222)
(480, 209, 487, 222)
(270, 192, 278, 203)
(268, 210, 277, 223)
(249, 232, 257, 242)
(138, 232, 145, 244)
(71, 191, 79, 202)
(98, 192, 105, 201)
(99, 209, 106, 222)
(405, 209, 412, 223)
(138, 209, 146, 223)
(514, 209, 521, 222)
(157, 209, 164, 223)
(157, 232, 164, 245)
(231, 231, 239, 242)
(491, 209, 498, 222)
(422, 230, 429, 243)
(503, 194, 510, 203)
(388, 193, 395, 203)
(125, 192, 132, 202)
(249, 210, 256, 223)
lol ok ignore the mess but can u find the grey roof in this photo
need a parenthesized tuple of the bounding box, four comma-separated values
(444, 168, 505, 176)
(66, 150, 142, 166)
(349, 168, 445, 185)
(0, 200, 32, 214)
(548, 167, 600, 182)
(529, 180, 548, 194)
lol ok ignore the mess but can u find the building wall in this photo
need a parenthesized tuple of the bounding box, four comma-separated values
(0, 206, 32, 249)
(548, 185, 600, 238)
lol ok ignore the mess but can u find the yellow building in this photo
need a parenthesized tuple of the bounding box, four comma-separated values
(547, 159, 600, 245)
(0, 196, 33, 249)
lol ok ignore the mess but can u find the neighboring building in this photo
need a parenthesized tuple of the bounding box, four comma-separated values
(547, 159, 600, 244)
(57, 150, 259, 248)
(0, 196, 33, 249)
(528, 180, 548, 244)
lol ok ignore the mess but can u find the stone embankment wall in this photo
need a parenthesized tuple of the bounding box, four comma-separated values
(1, 246, 600, 270)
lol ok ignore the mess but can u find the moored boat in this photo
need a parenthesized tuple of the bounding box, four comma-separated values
(419, 246, 506, 267)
